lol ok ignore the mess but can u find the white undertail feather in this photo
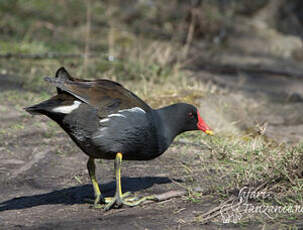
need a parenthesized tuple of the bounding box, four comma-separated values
(52, 101, 81, 114)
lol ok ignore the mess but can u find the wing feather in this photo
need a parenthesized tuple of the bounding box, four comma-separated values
(45, 67, 151, 118)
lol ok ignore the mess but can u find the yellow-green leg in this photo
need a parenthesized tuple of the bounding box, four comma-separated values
(87, 157, 105, 208)
(104, 152, 155, 211)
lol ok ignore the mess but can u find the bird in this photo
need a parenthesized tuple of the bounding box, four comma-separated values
(25, 67, 213, 210)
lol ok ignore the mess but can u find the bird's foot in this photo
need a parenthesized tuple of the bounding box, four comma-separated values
(104, 192, 156, 211)
(86, 194, 106, 209)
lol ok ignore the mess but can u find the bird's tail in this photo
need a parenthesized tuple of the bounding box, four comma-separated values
(24, 97, 58, 115)
(24, 103, 45, 115)
(44, 76, 70, 88)
(45, 67, 76, 94)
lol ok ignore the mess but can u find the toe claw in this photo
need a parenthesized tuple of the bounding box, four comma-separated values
(104, 198, 117, 211)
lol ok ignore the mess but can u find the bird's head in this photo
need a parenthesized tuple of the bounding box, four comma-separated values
(179, 103, 214, 135)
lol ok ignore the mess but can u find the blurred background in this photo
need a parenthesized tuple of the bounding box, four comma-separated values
(1, 0, 303, 227)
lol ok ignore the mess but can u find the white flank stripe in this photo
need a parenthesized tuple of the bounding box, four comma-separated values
(52, 101, 81, 114)
(97, 107, 145, 129)
(118, 107, 145, 113)
(108, 113, 126, 118)
(99, 118, 110, 123)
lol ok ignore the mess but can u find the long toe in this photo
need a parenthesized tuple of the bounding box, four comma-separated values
(104, 192, 132, 204)
(104, 195, 122, 211)
(85, 194, 106, 209)
(120, 195, 156, 207)
(104, 194, 156, 210)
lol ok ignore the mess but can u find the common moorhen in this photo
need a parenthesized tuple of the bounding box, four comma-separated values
(25, 67, 213, 210)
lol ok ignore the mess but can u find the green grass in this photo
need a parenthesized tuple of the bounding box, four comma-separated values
(190, 132, 303, 223)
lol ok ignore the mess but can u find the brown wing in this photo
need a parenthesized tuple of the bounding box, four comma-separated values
(46, 67, 151, 118)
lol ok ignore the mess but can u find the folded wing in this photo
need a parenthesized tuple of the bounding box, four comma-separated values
(45, 67, 151, 118)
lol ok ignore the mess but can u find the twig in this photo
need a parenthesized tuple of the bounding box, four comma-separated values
(197, 197, 243, 223)
(254, 179, 271, 192)
(199, 202, 242, 223)
(153, 190, 187, 201)
(170, 177, 190, 191)
(142, 190, 187, 205)
(197, 196, 235, 219)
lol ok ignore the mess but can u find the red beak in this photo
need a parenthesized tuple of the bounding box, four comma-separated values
(197, 111, 213, 135)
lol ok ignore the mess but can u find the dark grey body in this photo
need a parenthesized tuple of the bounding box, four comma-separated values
(51, 103, 165, 161)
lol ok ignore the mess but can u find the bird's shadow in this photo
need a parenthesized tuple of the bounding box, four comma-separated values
(0, 176, 175, 212)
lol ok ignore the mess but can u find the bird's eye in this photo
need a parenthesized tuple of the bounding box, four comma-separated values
(188, 112, 193, 118)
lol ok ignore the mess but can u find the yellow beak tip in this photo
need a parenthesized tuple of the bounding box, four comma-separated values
(205, 130, 214, 136)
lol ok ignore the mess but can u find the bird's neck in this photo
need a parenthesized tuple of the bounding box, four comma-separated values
(154, 104, 184, 152)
